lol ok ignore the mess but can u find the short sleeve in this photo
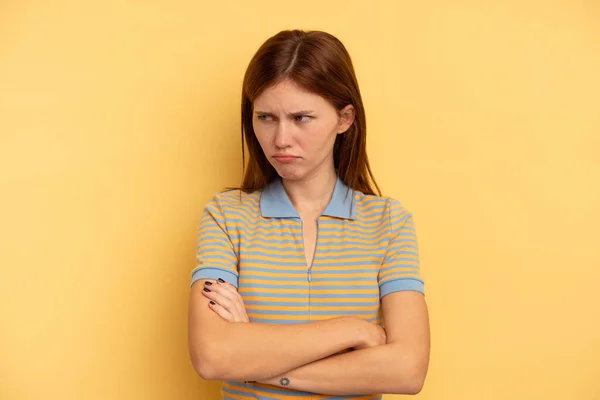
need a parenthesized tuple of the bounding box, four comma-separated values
(378, 199, 425, 298)
(190, 194, 239, 288)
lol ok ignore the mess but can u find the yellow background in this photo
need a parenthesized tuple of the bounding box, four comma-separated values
(1, 1, 599, 399)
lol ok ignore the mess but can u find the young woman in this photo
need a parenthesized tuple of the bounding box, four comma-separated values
(188, 29, 430, 400)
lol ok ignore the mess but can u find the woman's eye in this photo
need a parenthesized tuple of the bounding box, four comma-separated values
(295, 115, 311, 122)
(258, 115, 273, 121)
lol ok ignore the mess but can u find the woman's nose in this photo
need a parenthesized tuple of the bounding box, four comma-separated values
(274, 121, 292, 148)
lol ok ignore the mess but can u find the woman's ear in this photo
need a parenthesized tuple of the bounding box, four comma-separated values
(337, 105, 356, 134)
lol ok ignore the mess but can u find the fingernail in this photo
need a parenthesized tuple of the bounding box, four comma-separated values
(203, 288, 211, 293)
(218, 278, 225, 283)
(209, 301, 215, 305)
(204, 281, 212, 286)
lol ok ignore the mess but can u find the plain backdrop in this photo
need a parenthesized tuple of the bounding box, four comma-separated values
(1, 1, 599, 399)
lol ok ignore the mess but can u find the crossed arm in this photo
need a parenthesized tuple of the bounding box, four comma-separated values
(188, 279, 430, 395)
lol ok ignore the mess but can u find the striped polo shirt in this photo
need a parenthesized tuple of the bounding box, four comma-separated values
(191, 175, 424, 400)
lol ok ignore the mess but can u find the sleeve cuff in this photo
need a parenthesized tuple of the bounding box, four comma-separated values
(379, 278, 425, 298)
(190, 267, 239, 288)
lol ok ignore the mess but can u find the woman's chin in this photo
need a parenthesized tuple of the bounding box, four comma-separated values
(274, 166, 303, 181)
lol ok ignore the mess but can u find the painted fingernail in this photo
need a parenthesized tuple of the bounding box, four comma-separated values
(218, 278, 225, 283)
(203, 288, 211, 293)
(209, 301, 215, 305)
(204, 281, 212, 286)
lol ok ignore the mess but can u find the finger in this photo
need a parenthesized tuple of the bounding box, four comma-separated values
(214, 279, 248, 321)
(202, 286, 235, 311)
(215, 279, 239, 297)
(204, 290, 245, 322)
(202, 286, 247, 322)
(207, 300, 234, 322)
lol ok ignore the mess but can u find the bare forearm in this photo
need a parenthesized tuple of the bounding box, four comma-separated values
(190, 315, 364, 381)
(220, 318, 361, 380)
(260, 343, 426, 395)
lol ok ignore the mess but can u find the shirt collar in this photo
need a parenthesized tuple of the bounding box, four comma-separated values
(260, 175, 356, 220)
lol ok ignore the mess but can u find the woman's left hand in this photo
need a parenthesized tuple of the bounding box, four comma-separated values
(202, 279, 249, 323)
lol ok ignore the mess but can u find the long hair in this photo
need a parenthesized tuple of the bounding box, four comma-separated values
(235, 29, 381, 196)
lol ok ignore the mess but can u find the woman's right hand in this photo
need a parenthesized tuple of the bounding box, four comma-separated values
(350, 317, 387, 350)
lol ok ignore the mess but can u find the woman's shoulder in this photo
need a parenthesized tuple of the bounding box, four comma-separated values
(354, 190, 412, 216)
(203, 188, 263, 214)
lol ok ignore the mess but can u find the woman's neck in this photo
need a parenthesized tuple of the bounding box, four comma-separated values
(282, 168, 338, 218)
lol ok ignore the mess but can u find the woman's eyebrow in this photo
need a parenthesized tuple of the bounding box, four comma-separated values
(290, 110, 315, 116)
(254, 110, 315, 116)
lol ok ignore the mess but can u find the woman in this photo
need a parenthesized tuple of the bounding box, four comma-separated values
(188, 29, 430, 399)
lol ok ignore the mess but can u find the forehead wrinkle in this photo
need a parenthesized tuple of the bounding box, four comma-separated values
(254, 80, 321, 106)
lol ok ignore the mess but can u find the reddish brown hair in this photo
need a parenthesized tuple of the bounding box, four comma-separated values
(235, 29, 381, 196)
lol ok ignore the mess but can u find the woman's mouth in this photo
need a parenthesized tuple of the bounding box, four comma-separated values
(273, 155, 298, 164)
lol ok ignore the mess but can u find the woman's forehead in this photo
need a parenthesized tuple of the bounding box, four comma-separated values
(254, 80, 327, 110)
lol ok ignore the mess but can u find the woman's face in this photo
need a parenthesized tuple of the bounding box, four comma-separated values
(252, 79, 354, 181)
